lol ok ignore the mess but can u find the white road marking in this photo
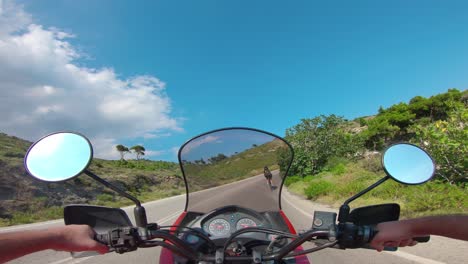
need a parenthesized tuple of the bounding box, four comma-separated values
(155, 210, 184, 224)
(49, 256, 93, 264)
(48, 210, 184, 264)
(282, 188, 447, 264)
(0, 219, 64, 232)
(0, 175, 257, 232)
(282, 192, 315, 218)
(384, 250, 446, 264)
(4, 177, 451, 264)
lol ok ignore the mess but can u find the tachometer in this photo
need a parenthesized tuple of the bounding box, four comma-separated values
(208, 219, 231, 236)
(236, 218, 257, 230)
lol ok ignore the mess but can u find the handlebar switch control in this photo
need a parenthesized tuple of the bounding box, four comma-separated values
(108, 227, 140, 254)
(312, 211, 337, 241)
(312, 211, 337, 230)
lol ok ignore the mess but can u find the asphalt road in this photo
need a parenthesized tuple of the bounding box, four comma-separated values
(1, 172, 466, 264)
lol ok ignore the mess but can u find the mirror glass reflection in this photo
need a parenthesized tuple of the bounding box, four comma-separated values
(25, 132, 92, 182)
(383, 143, 435, 185)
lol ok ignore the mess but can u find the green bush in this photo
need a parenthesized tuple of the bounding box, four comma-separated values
(96, 193, 115, 204)
(329, 163, 346, 175)
(304, 180, 334, 200)
(285, 176, 302, 187)
(403, 182, 468, 215)
(322, 157, 349, 175)
(336, 180, 368, 197)
(3, 152, 24, 158)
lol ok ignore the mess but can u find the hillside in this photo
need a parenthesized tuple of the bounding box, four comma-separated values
(182, 138, 286, 190)
(284, 88, 467, 217)
(0, 133, 289, 226)
(0, 133, 183, 226)
(1, 88, 466, 225)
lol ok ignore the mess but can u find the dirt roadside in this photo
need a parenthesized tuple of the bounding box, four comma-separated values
(282, 188, 468, 264)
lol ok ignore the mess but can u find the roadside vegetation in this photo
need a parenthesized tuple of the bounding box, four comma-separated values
(0, 148, 185, 226)
(284, 88, 467, 217)
(1, 89, 466, 226)
(182, 139, 283, 190)
(0, 134, 283, 226)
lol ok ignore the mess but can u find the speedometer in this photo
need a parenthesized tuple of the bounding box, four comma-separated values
(208, 219, 231, 236)
(236, 218, 257, 230)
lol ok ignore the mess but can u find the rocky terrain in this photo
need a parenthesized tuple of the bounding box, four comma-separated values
(0, 133, 183, 225)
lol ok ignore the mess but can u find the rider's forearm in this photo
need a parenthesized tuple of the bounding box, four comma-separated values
(0, 229, 61, 263)
(404, 215, 468, 241)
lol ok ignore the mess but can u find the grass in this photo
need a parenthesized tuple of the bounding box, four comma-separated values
(0, 132, 188, 227)
(287, 156, 468, 218)
(0, 185, 186, 227)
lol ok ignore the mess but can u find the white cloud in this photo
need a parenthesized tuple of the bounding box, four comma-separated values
(180, 135, 220, 155)
(0, 1, 182, 159)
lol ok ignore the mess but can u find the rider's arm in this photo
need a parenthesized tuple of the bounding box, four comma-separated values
(371, 215, 468, 251)
(0, 225, 108, 263)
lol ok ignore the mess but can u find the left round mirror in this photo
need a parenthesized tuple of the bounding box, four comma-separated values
(24, 132, 93, 182)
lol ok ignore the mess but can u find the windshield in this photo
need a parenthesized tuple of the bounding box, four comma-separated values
(179, 128, 294, 213)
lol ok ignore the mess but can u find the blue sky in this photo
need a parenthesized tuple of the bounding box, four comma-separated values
(1, 0, 467, 161)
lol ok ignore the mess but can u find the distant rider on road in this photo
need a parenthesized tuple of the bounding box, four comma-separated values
(264, 166, 273, 187)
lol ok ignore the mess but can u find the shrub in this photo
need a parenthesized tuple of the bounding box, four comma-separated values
(360, 155, 383, 173)
(3, 152, 24, 158)
(324, 157, 348, 175)
(285, 176, 302, 187)
(304, 180, 334, 200)
(336, 179, 368, 197)
(403, 181, 468, 215)
(96, 193, 114, 204)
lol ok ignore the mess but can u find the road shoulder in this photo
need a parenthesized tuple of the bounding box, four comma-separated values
(282, 187, 468, 264)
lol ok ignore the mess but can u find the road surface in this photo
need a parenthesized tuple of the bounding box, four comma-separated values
(1, 172, 466, 263)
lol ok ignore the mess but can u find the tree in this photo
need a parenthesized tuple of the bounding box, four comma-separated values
(285, 115, 363, 176)
(130, 145, 146, 160)
(422, 89, 464, 121)
(411, 104, 467, 185)
(116, 144, 130, 160)
(208, 153, 228, 163)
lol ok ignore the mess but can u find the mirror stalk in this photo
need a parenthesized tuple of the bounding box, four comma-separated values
(338, 176, 389, 223)
(84, 170, 148, 227)
(134, 206, 148, 227)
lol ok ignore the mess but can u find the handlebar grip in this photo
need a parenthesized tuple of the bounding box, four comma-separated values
(414, 236, 430, 243)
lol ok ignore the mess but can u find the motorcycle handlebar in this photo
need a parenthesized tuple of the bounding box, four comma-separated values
(90, 224, 430, 261)
(367, 226, 431, 244)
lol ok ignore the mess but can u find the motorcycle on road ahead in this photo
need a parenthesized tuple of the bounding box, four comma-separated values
(23, 127, 434, 263)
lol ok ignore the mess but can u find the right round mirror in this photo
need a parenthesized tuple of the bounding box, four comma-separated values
(382, 143, 435, 185)
(24, 132, 93, 182)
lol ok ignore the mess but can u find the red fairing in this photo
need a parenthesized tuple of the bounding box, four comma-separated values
(160, 211, 310, 264)
(159, 247, 175, 264)
(170, 211, 187, 233)
(280, 210, 297, 234)
(159, 212, 187, 264)
(280, 210, 311, 264)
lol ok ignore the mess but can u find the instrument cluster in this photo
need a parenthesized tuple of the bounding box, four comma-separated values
(202, 211, 262, 237)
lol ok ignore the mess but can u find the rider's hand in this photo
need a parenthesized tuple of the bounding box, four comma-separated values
(370, 221, 418, 252)
(49, 225, 108, 254)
